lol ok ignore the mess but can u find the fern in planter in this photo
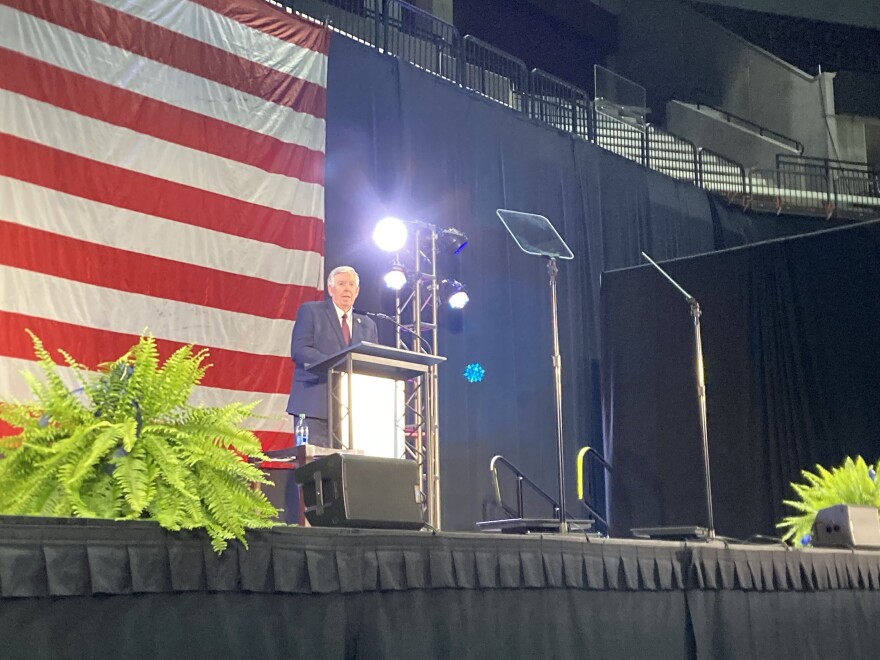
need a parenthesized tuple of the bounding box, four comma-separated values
(777, 456, 880, 546)
(0, 331, 279, 551)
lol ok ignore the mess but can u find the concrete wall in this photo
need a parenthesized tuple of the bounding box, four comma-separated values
(868, 123, 880, 169)
(411, 0, 452, 24)
(666, 101, 799, 170)
(690, 0, 880, 30)
(610, 0, 835, 159)
(828, 115, 870, 165)
(589, 0, 880, 29)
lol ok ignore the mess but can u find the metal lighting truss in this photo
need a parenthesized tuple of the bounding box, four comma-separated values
(393, 225, 442, 529)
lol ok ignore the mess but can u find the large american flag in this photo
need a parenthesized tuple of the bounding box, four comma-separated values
(0, 0, 329, 449)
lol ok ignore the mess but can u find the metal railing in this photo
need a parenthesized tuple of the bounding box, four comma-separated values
(529, 69, 591, 137)
(748, 168, 833, 217)
(384, 0, 461, 82)
(834, 174, 880, 219)
(594, 105, 645, 164)
(279, 0, 382, 45)
(694, 103, 804, 154)
(698, 147, 747, 198)
(647, 125, 697, 183)
(777, 154, 878, 176)
(462, 35, 528, 111)
(592, 109, 699, 184)
(488, 455, 561, 520)
(777, 155, 878, 201)
(280, 0, 880, 222)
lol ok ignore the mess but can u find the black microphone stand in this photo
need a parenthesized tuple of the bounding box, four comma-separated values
(362, 311, 433, 354)
(640, 252, 716, 540)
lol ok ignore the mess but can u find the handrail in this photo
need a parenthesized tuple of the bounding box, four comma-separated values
(488, 454, 561, 520)
(693, 102, 803, 154)
(776, 154, 879, 174)
(575, 447, 609, 531)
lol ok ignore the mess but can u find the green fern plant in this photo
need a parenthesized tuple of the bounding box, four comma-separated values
(777, 456, 880, 546)
(0, 331, 279, 551)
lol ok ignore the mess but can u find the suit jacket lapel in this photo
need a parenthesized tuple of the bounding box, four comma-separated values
(350, 313, 362, 344)
(324, 299, 345, 349)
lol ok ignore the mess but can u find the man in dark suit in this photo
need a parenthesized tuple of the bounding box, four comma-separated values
(287, 265, 378, 447)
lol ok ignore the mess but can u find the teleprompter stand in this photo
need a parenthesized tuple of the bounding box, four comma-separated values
(478, 210, 591, 534)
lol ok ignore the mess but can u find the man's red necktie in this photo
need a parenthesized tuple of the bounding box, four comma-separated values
(341, 313, 351, 345)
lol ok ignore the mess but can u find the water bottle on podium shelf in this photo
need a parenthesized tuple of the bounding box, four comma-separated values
(295, 413, 309, 447)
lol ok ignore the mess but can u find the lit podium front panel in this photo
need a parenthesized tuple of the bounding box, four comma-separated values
(306, 341, 445, 458)
(337, 373, 404, 458)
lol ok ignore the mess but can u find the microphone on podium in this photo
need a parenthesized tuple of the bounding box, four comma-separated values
(358, 310, 433, 353)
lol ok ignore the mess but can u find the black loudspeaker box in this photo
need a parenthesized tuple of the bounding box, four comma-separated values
(812, 504, 880, 549)
(293, 453, 424, 530)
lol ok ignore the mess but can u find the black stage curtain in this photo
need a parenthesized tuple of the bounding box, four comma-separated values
(4, 519, 880, 659)
(323, 33, 854, 532)
(0, 519, 693, 659)
(687, 591, 880, 660)
(5, 591, 876, 659)
(0, 591, 691, 659)
(602, 221, 880, 539)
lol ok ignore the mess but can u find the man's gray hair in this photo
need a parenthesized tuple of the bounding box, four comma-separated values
(327, 265, 360, 288)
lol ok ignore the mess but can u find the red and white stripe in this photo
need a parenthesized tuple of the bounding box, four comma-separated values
(0, 0, 329, 450)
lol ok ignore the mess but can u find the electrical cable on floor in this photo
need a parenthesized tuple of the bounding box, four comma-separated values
(742, 534, 789, 549)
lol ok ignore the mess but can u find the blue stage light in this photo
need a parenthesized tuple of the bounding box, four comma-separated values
(463, 363, 485, 383)
(440, 227, 468, 255)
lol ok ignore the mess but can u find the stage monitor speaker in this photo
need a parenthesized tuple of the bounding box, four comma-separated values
(293, 453, 424, 530)
(812, 504, 880, 549)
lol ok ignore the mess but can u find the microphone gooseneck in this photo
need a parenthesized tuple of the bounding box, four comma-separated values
(362, 311, 433, 353)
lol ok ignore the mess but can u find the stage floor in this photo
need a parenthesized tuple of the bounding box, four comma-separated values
(1, 516, 879, 658)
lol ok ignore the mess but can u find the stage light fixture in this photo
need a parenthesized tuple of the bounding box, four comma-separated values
(383, 264, 407, 291)
(373, 216, 408, 252)
(440, 279, 469, 309)
(439, 227, 468, 255)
